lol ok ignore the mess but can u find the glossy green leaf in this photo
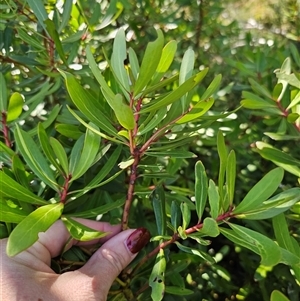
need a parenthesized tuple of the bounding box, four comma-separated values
(176, 97, 214, 124)
(7, 203, 64, 257)
(14, 126, 59, 191)
(7, 92, 23, 122)
(195, 161, 208, 222)
(201, 74, 222, 101)
(26, 0, 48, 33)
(0, 72, 7, 111)
(175, 242, 215, 264)
(200, 217, 220, 237)
(226, 150, 236, 205)
(49, 137, 69, 175)
(164, 286, 193, 296)
(134, 29, 164, 96)
(72, 124, 101, 181)
(61, 217, 108, 241)
(157, 40, 177, 73)
(287, 90, 300, 110)
(128, 47, 139, 80)
(55, 124, 82, 140)
(0, 171, 47, 205)
(152, 186, 166, 235)
(171, 201, 181, 231)
(217, 130, 227, 200)
(270, 290, 290, 301)
(0, 200, 29, 223)
(227, 223, 281, 266)
(44, 19, 67, 65)
(241, 99, 280, 110)
(111, 28, 130, 92)
(149, 249, 166, 301)
(61, 71, 117, 136)
(180, 202, 191, 231)
(139, 69, 208, 114)
(58, 0, 73, 33)
(208, 179, 219, 219)
(179, 48, 195, 86)
(234, 167, 284, 214)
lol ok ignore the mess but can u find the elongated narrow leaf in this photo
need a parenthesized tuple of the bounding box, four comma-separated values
(14, 126, 59, 191)
(49, 137, 69, 175)
(249, 78, 272, 99)
(195, 161, 208, 222)
(152, 186, 166, 235)
(26, 0, 48, 33)
(234, 167, 284, 214)
(62, 217, 108, 241)
(134, 29, 164, 96)
(149, 249, 166, 301)
(226, 150, 236, 206)
(171, 201, 181, 231)
(0, 72, 7, 111)
(201, 74, 222, 101)
(128, 47, 139, 80)
(0, 171, 47, 205)
(180, 202, 191, 230)
(165, 286, 193, 296)
(217, 130, 227, 201)
(0, 200, 29, 223)
(61, 71, 117, 136)
(139, 69, 208, 114)
(208, 179, 219, 219)
(72, 124, 101, 181)
(7, 203, 64, 257)
(58, 0, 73, 33)
(7, 92, 23, 122)
(156, 40, 177, 73)
(138, 107, 167, 135)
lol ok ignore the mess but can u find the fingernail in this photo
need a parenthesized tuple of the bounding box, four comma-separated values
(126, 228, 151, 254)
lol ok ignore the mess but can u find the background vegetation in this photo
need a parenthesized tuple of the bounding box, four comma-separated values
(1, 0, 300, 300)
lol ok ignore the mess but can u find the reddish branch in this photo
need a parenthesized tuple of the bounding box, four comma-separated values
(60, 174, 72, 204)
(1, 112, 12, 148)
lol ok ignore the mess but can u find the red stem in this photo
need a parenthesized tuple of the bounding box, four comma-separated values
(60, 174, 71, 204)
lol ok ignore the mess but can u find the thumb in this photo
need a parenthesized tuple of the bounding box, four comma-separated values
(79, 228, 150, 290)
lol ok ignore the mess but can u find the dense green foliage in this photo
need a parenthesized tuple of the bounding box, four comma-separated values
(1, 1, 300, 300)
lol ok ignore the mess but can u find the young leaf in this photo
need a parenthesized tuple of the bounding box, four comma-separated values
(0, 171, 47, 205)
(200, 217, 220, 237)
(61, 217, 108, 241)
(151, 186, 166, 235)
(226, 150, 236, 206)
(201, 74, 222, 101)
(49, 137, 69, 176)
(149, 249, 166, 301)
(6, 203, 64, 257)
(134, 29, 164, 96)
(194, 161, 208, 222)
(208, 179, 219, 219)
(234, 167, 284, 214)
(14, 126, 59, 191)
(7, 92, 23, 122)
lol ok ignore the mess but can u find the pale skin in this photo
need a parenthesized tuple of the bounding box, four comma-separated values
(0, 219, 141, 301)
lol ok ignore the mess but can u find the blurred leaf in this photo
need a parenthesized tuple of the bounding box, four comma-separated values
(217, 130, 227, 200)
(208, 179, 219, 219)
(201, 74, 222, 101)
(0, 200, 29, 223)
(7, 203, 64, 257)
(249, 78, 272, 99)
(139, 69, 208, 114)
(234, 167, 284, 214)
(156, 40, 177, 73)
(270, 290, 291, 301)
(14, 126, 59, 191)
(26, 0, 48, 33)
(17, 28, 45, 50)
(7, 92, 23, 122)
(195, 161, 208, 222)
(149, 249, 166, 301)
(0, 171, 47, 205)
(61, 217, 108, 241)
(128, 47, 139, 80)
(226, 150, 236, 206)
(49, 137, 69, 175)
(152, 186, 166, 236)
(134, 29, 164, 96)
(138, 107, 167, 135)
(55, 124, 83, 139)
(146, 150, 196, 158)
(165, 286, 193, 296)
(0, 72, 7, 111)
(171, 201, 181, 231)
(58, 0, 73, 33)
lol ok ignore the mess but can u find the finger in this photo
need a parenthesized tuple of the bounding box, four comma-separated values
(79, 228, 150, 292)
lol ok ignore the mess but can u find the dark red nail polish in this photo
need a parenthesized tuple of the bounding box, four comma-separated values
(126, 228, 151, 254)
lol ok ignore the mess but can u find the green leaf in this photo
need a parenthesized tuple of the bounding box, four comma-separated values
(180, 202, 191, 231)
(58, 0, 73, 33)
(0, 171, 47, 205)
(146, 150, 196, 159)
(200, 217, 220, 237)
(208, 179, 219, 219)
(14, 126, 59, 191)
(7, 203, 64, 257)
(195, 161, 208, 222)
(171, 201, 181, 231)
(7, 92, 23, 122)
(249, 78, 272, 99)
(270, 290, 290, 301)
(152, 186, 166, 236)
(241, 99, 280, 111)
(17, 28, 45, 50)
(165, 286, 194, 296)
(139, 69, 208, 114)
(134, 29, 164, 96)
(149, 249, 166, 301)
(156, 40, 177, 73)
(225, 223, 281, 266)
(0, 72, 7, 111)
(138, 107, 167, 135)
(71, 124, 101, 181)
(111, 28, 130, 92)
(234, 167, 284, 214)
(61, 217, 108, 241)
(55, 124, 83, 140)
(61, 71, 117, 137)
(49, 137, 69, 176)
(128, 47, 139, 80)
(217, 130, 227, 200)
(0, 200, 29, 223)
(26, 0, 48, 33)
(201, 74, 222, 101)
(44, 19, 67, 65)
(175, 242, 215, 264)
(226, 150, 236, 206)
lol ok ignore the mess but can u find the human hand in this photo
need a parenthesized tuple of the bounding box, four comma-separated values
(0, 218, 150, 301)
